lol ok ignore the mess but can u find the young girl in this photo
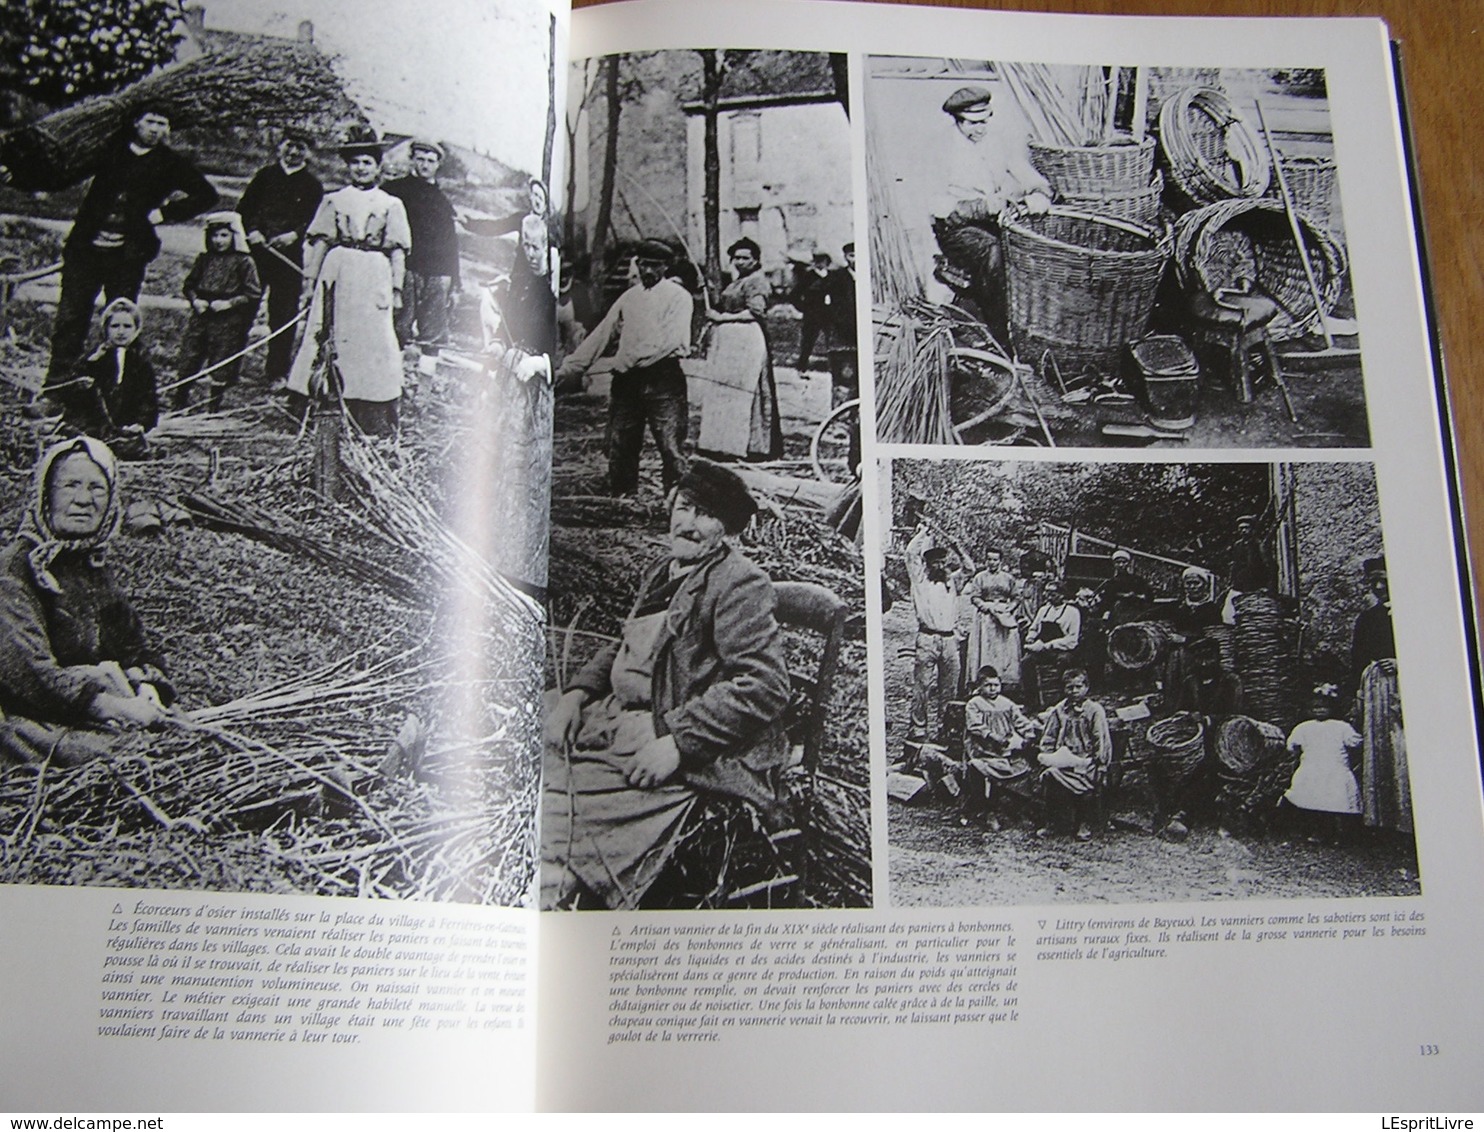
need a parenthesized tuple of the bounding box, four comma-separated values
(59, 298, 159, 458)
(1282, 684, 1363, 842)
(177, 213, 262, 410)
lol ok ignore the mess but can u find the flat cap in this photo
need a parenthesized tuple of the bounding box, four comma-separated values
(636, 238, 675, 264)
(942, 85, 992, 117)
(676, 459, 757, 534)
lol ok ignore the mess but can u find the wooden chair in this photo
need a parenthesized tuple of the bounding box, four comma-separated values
(1185, 289, 1282, 403)
(643, 580, 847, 909)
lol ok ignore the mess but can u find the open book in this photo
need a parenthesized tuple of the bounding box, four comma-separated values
(2, 0, 1481, 1113)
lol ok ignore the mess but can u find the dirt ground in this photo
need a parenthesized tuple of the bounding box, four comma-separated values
(879, 602, 1421, 907)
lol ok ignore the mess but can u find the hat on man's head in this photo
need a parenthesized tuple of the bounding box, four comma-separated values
(842, 241, 855, 255)
(409, 138, 445, 160)
(1111, 549, 1132, 564)
(279, 125, 314, 146)
(338, 124, 383, 161)
(923, 546, 949, 566)
(676, 459, 757, 535)
(636, 238, 675, 265)
(942, 86, 992, 118)
(1364, 555, 1387, 575)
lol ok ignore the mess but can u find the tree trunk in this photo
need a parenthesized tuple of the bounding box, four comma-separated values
(591, 54, 623, 287)
(541, 14, 557, 186)
(700, 50, 723, 303)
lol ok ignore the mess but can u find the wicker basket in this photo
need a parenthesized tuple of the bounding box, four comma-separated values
(1108, 619, 1174, 670)
(1174, 198, 1347, 329)
(1060, 171, 1165, 226)
(1145, 711, 1206, 783)
(1144, 69, 1223, 132)
(1002, 206, 1173, 368)
(1158, 87, 1270, 205)
(1029, 135, 1157, 197)
(1277, 153, 1339, 234)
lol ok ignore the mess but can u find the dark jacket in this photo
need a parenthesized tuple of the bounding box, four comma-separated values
(63, 345, 160, 435)
(0, 539, 171, 725)
(572, 545, 791, 776)
(236, 162, 324, 263)
(182, 250, 262, 309)
(382, 175, 460, 280)
(64, 135, 218, 261)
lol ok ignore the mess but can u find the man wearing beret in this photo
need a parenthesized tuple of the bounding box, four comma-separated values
(542, 460, 792, 909)
(42, 101, 219, 393)
(236, 127, 324, 388)
(384, 139, 461, 370)
(905, 524, 966, 749)
(555, 239, 695, 496)
(934, 84, 1052, 344)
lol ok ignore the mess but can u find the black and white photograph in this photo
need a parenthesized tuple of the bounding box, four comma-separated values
(880, 456, 1416, 907)
(542, 48, 870, 909)
(0, 0, 560, 903)
(866, 56, 1369, 449)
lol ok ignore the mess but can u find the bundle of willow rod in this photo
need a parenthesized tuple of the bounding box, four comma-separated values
(874, 308, 955, 445)
(0, 647, 537, 904)
(999, 63, 1110, 147)
(0, 41, 354, 191)
(337, 431, 544, 635)
(866, 127, 922, 308)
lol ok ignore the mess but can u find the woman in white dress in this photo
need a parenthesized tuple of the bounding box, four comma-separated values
(287, 126, 411, 436)
(697, 238, 782, 461)
(965, 547, 1023, 691)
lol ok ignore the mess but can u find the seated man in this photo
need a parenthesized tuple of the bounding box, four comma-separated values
(542, 460, 792, 910)
(960, 665, 1040, 829)
(0, 437, 172, 767)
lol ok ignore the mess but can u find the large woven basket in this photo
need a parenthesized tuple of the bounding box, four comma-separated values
(1158, 87, 1271, 205)
(1107, 619, 1174, 670)
(1277, 153, 1340, 235)
(1144, 69, 1223, 132)
(1145, 712, 1206, 783)
(1002, 206, 1172, 367)
(1174, 198, 1347, 329)
(1029, 135, 1157, 197)
(1060, 171, 1165, 226)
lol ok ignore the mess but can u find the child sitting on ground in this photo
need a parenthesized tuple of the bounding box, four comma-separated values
(57, 297, 159, 459)
(1281, 684, 1363, 843)
(960, 666, 1039, 830)
(1036, 667, 1112, 841)
(177, 213, 262, 411)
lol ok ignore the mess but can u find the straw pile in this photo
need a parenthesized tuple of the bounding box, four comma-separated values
(1, 40, 354, 191)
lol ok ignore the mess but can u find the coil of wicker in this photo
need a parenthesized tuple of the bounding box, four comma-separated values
(1158, 87, 1271, 205)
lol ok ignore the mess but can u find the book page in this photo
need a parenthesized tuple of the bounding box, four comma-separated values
(0, 0, 563, 1111)
(540, 0, 1484, 1110)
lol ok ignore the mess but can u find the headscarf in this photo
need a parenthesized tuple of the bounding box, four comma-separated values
(1181, 565, 1215, 605)
(203, 211, 250, 253)
(17, 436, 122, 595)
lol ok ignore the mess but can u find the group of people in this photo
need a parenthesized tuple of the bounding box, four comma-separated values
(900, 524, 1406, 846)
(21, 102, 559, 444)
(554, 235, 858, 496)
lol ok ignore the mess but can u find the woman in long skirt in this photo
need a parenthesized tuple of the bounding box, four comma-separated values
(697, 238, 783, 461)
(966, 547, 1023, 691)
(287, 126, 411, 436)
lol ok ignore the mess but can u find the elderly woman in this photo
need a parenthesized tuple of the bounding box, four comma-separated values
(286, 126, 411, 436)
(0, 437, 172, 766)
(698, 237, 783, 462)
(542, 460, 792, 910)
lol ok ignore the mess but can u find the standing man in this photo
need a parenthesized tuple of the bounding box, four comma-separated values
(825, 242, 858, 384)
(904, 525, 965, 746)
(555, 239, 694, 496)
(236, 126, 324, 390)
(43, 102, 218, 392)
(933, 85, 1051, 342)
(384, 140, 461, 372)
(790, 250, 833, 375)
(1350, 555, 1394, 692)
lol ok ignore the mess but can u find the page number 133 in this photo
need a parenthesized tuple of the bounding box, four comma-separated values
(1419, 1044, 1441, 1056)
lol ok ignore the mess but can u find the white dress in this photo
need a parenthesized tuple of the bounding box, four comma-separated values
(1284, 718, 1363, 813)
(288, 185, 411, 405)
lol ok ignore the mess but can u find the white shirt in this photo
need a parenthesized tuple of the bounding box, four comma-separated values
(561, 277, 693, 375)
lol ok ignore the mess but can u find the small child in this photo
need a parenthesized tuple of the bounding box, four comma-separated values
(1282, 684, 1363, 843)
(1036, 667, 1112, 841)
(960, 665, 1039, 829)
(177, 213, 262, 410)
(60, 298, 159, 459)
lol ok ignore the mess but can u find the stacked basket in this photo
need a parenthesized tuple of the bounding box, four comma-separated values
(1030, 134, 1163, 226)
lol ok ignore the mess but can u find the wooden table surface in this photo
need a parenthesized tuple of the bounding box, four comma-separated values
(576, 0, 1484, 623)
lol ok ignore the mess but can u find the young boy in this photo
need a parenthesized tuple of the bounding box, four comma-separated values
(1282, 684, 1363, 843)
(960, 665, 1039, 829)
(1036, 667, 1112, 841)
(60, 298, 159, 458)
(177, 213, 262, 410)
